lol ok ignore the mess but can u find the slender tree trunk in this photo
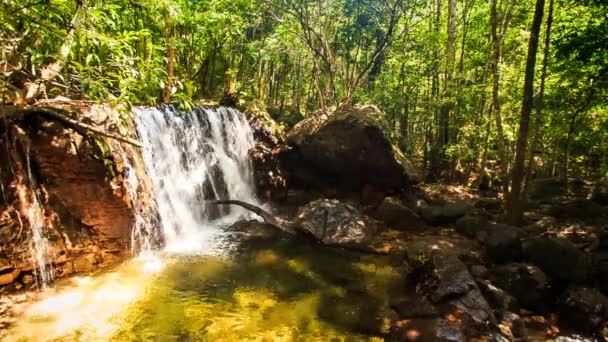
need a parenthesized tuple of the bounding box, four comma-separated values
(524, 0, 554, 193)
(490, 0, 509, 192)
(162, 16, 175, 104)
(507, 0, 546, 224)
(24, 1, 85, 103)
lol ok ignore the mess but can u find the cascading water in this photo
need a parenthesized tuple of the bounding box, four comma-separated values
(24, 142, 54, 289)
(134, 106, 260, 253)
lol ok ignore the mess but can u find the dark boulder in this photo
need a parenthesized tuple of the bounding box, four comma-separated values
(294, 199, 380, 250)
(527, 178, 567, 203)
(455, 214, 489, 238)
(490, 263, 549, 311)
(485, 226, 523, 264)
(592, 181, 608, 205)
(374, 196, 425, 230)
(421, 201, 471, 226)
(284, 105, 418, 191)
(557, 287, 608, 334)
(545, 199, 607, 222)
(523, 237, 589, 282)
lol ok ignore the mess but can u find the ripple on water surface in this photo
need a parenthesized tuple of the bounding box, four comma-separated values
(6, 234, 410, 341)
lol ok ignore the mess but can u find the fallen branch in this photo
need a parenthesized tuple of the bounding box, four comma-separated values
(0, 105, 143, 148)
(209, 200, 296, 234)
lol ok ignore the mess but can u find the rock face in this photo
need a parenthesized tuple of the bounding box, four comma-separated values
(293, 199, 380, 249)
(523, 237, 589, 282)
(0, 104, 148, 291)
(284, 105, 417, 192)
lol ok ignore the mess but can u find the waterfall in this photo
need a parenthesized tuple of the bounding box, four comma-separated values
(134, 106, 260, 253)
(24, 142, 54, 289)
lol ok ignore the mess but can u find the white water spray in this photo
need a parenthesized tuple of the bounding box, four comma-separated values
(24, 142, 54, 289)
(134, 106, 259, 253)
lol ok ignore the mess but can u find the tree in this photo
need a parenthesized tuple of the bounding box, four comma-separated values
(507, 0, 546, 224)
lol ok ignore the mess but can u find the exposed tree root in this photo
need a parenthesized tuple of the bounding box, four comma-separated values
(210, 200, 296, 234)
(0, 105, 142, 148)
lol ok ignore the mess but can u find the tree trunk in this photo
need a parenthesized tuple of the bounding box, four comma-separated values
(507, 0, 545, 224)
(523, 0, 554, 194)
(162, 17, 175, 104)
(490, 0, 509, 192)
(24, 2, 85, 103)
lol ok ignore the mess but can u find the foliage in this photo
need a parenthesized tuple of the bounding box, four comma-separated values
(1, 0, 607, 180)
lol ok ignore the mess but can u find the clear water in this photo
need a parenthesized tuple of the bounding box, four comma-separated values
(6, 231, 406, 341)
(4, 106, 406, 341)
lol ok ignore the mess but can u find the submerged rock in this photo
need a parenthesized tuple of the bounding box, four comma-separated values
(284, 105, 418, 191)
(293, 199, 380, 249)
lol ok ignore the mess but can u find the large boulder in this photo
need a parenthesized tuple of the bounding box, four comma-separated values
(421, 201, 471, 226)
(557, 287, 608, 334)
(490, 263, 549, 311)
(374, 196, 425, 230)
(523, 237, 589, 282)
(284, 105, 417, 191)
(484, 226, 523, 264)
(455, 214, 488, 237)
(293, 199, 380, 249)
(527, 178, 568, 204)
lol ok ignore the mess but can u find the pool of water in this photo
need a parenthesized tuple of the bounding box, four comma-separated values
(5, 229, 409, 341)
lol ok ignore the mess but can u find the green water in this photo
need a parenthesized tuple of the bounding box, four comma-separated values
(7, 231, 408, 341)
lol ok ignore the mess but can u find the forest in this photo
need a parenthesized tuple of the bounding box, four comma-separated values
(1, 0, 608, 340)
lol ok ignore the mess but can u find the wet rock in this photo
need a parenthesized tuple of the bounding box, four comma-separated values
(557, 287, 608, 334)
(485, 226, 523, 264)
(477, 280, 520, 312)
(455, 214, 489, 238)
(374, 196, 425, 230)
(28, 119, 134, 241)
(0, 268, 20, 286)
(497, 311, 526, 341)
(284, 105, 418, 192)
(428, 253, 495, 335)
(72, 253, 98, 273)
(294, 199, 380, 249)
(523, 237, 589, 282)
(21, 274, 34, 285)
(391, 295, 440, 319)
(421, 201, 471, 226)
(490, 263, 549, 311)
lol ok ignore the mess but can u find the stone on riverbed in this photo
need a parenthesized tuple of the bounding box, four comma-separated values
(293, 199, 380, 250)
(374, 196, 425, 230)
